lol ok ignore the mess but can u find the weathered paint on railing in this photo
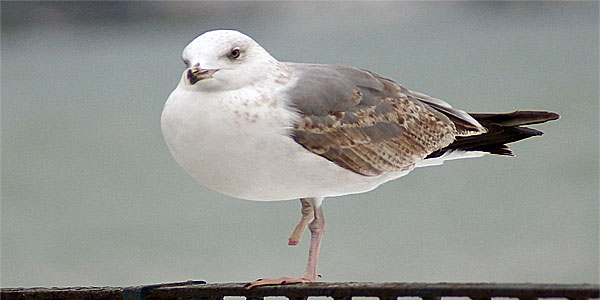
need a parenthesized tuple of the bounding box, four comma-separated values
(1, 281, 598, 300)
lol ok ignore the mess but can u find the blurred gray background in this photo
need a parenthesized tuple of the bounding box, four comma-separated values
(1, 2, 598, 287)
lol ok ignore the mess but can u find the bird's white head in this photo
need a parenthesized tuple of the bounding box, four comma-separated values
(180, 30, 280, 92)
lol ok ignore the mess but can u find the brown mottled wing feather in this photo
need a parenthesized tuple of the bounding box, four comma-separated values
(285, 63, 476, 176)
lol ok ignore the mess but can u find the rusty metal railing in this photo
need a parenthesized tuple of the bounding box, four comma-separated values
(1, 281, 598, 300)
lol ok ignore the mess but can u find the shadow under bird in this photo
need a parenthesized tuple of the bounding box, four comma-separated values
(160, 29, 559, 288)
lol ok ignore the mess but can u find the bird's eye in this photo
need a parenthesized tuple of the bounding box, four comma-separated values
(229, 47, 241, 59)
(183, 58, 190, 67)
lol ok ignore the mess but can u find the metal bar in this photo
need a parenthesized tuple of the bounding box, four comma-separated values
(1, 282, 598, 300)
(196, 296, 224, 300)
(518, 297, 539, 300)
(470, 297, 492, 300)
(123, 280, 207, 300)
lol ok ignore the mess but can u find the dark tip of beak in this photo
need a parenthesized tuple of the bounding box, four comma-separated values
(186, 67, 218, 85)
(187, 68, 202, 85)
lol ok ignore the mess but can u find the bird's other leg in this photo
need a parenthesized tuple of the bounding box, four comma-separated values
(288, 198, 315, 246)
(245, 197, 325, 288)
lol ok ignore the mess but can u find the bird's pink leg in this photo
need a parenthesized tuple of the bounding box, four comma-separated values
(246, 197, 326, 289)
(302, 203, 325, 281)
(288, 199, 315, 246)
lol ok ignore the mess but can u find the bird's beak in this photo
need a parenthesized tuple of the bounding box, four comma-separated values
(186, 66, 218, 85)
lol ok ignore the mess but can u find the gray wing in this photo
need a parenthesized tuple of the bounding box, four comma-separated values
(284, 63, 486, 176)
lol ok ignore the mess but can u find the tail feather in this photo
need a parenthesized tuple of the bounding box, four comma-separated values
(427, 110, 559, 159)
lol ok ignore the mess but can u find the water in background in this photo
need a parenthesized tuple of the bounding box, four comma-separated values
(1, 2, 598, 287)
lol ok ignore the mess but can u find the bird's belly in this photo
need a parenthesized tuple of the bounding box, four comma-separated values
(161, 91, 408, 201)
(161, 89, 411, 201)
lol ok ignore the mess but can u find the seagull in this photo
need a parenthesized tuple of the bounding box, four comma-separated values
(161, 29, 559, 287)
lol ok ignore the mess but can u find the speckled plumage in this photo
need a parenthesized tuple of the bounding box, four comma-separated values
(286, 63, 484, 176)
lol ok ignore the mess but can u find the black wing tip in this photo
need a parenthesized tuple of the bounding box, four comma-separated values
(484, 145, 515, 156)
(426, 110, 556, 160)
(546, 111, 561, 121)
(514, 110, 560, 119)
(520, 126, 545, 136)
(469, 110, 560, 126)
(527, 110, 560, 124)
